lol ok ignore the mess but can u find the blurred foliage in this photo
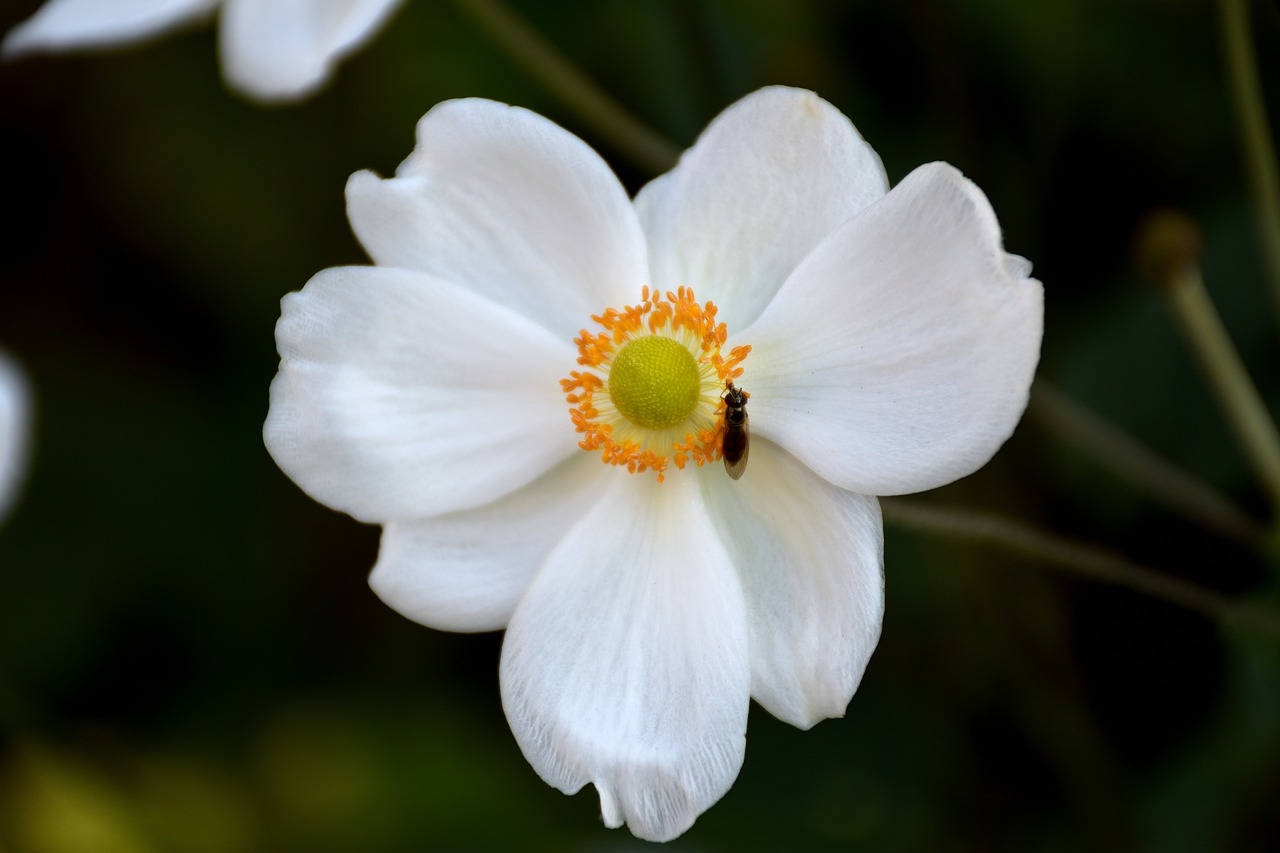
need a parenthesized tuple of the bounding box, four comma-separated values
(1, 0, 1279, 850)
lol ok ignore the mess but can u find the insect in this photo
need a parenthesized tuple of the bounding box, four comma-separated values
(721, 381, 750, 480)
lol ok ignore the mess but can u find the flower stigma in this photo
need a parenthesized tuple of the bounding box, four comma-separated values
(562, 287, 750, 481)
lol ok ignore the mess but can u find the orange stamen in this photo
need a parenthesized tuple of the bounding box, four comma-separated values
(564, 287, 751, 481)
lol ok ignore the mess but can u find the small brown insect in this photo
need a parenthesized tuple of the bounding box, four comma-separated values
(722, 381, 749, 480)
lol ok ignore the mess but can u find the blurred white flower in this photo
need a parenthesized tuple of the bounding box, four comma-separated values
(264, 86, 1044, 841)
(3, 0, 404, 102)
(0, 351, 32, 525)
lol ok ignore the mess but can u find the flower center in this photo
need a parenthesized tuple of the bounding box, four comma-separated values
(562, 287, 750, 481)
(607, 336, 701, 430)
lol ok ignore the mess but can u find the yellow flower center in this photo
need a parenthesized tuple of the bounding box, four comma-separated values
(607, 336, 702, 430)
(562, 287, 750, 481)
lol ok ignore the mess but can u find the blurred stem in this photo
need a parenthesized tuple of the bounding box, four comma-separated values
(1219, 0, 1280, 322)
(452, 0, 680, 174)
(1163, 265, 1280, 515)
(881, 499, 1280, 639)
(1028, 380, 1268, 550)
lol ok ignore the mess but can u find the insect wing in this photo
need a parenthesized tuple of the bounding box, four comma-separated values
(722, 408, 749, 480)
(721, 381, 750, 480)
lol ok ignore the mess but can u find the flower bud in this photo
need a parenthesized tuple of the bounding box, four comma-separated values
(1135, 209, 1203, 286)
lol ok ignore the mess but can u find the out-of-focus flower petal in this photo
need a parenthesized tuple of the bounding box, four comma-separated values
(2, 0, 216, 56)
(369, 455, 608, 633)
(741, 162, 1044, 496)
(346, 98, 648, 341)
(634, 86, 888, 332)
(500, 473, 749, 842)
(0, 351, 31, 524)
(701, 441, 883, 729)
(219, 0, 403, 101)
(264, 265, 577, 523)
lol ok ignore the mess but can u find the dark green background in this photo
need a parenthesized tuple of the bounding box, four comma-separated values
(2, 0, 1278, 849)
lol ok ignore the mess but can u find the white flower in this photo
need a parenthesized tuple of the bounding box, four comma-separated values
(0, 350, 32, 525)
(3, 0, 404, 102)
(263, 86, 1044, 841)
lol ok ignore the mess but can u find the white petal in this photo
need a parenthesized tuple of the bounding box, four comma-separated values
(634, 86, 888, 332)
(369, 454, 608, 633)
(219, 0, 403, 101)
(500, 473, 749, 842)
(741, 162, 1044, 496)
(346, 99, 648, 341)
(0, 351, 32, 524)
(3, 0, 216, 56)
(263, 265, 578, 523)
(700, 441, 883, 729)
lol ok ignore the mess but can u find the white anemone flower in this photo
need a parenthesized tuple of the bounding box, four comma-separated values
(3, 0, 404, 102)
(0, 350, 32, 525)
(264, 86, 1044, 841)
